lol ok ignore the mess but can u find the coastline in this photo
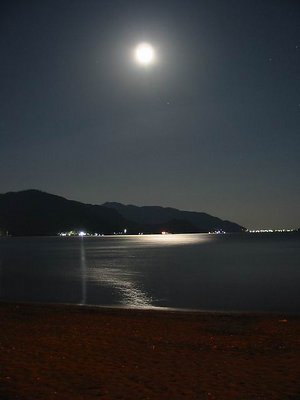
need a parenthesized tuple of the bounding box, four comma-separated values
(1, 302, 300, 399)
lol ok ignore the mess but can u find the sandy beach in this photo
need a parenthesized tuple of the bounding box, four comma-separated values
(0, 302, 299, 400)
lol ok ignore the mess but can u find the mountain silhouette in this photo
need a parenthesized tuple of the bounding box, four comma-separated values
(103, 202, 245, 233)
(0, 190, 127, 236)
(0, 190, 245, 236)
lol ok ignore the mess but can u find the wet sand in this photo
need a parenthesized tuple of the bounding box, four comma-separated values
(0, 302, 300, 400)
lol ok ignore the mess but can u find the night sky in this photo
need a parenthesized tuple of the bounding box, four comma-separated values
(1, 0, 299, 229)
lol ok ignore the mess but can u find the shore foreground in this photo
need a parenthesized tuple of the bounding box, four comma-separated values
(1, 303, 300, 400)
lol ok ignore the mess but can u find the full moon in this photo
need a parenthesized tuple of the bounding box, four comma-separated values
(135, 43, 155, 65)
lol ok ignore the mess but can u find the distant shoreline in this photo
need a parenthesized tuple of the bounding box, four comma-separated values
(0, 230, 299, 238)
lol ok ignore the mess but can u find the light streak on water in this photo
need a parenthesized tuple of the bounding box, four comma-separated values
(139, 233, 211, 246)
(79, 238, 87, 305)
(88, 266, 152, 308)
(79, 234, 212, 308)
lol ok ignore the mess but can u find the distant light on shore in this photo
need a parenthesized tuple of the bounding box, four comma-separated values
(246, 229, 295, 233)
(58, 230, 104, 237)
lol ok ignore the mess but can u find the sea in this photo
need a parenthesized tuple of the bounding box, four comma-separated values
(0, 233, 299, 313)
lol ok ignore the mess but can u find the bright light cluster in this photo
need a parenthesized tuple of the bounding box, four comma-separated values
(247, 229, 295, 233)
(208, 229, 226, 235)
(59, 230, 104, 237)
(58, 229, 128, 237)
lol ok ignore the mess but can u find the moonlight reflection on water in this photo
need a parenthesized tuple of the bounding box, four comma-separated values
(0, 234, 299, 312)
(88, 266, 152, 308)
(81, 234, 211, 308)
(139, 233, 212, 246)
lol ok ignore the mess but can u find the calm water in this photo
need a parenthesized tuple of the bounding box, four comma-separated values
(0, 233, 299, 313)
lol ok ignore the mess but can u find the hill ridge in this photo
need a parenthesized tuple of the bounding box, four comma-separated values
(0, 190, 245, 235)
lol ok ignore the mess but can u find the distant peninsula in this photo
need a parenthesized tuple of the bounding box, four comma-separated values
(0, 190, 245, 236)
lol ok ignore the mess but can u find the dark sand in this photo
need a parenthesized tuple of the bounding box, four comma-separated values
(0, 302, 300, 400)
